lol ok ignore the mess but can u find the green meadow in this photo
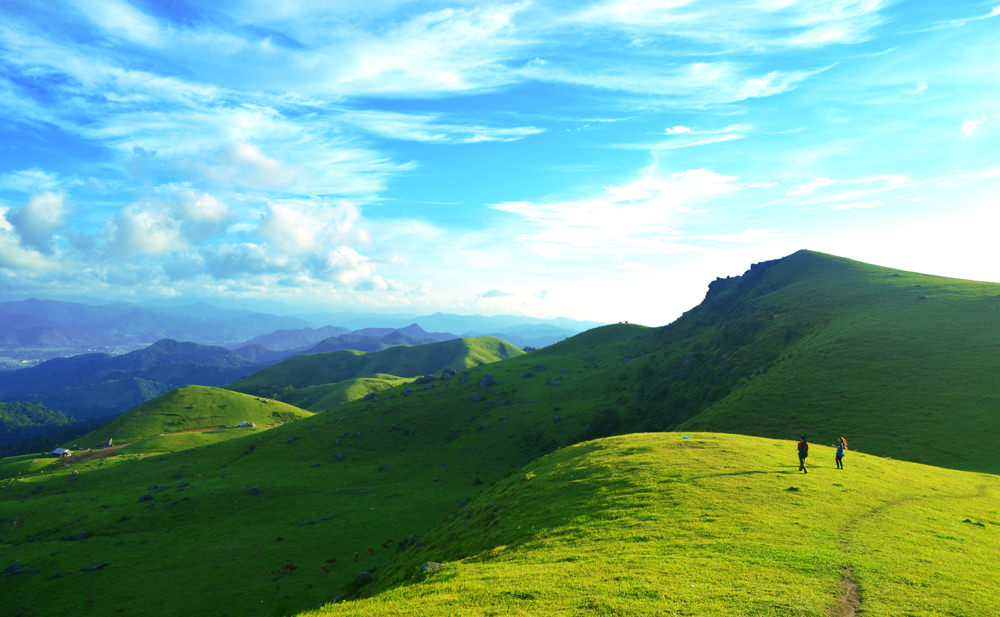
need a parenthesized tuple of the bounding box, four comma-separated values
(306, 433, 1000, 617)
(2, 251, 999, 616)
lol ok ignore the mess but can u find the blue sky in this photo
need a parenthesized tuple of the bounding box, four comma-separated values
(2, 0, 999, 326)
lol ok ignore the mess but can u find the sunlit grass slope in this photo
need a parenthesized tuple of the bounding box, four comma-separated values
(279, 374, 415, 411)
(658, 251, 1000, 472)
(303, 432, 1000, 617)
(229, 336, 523, 401)
(4, 250, 1000, 617)
(0, 327, 641, 617)
(71, 385, 313, 446)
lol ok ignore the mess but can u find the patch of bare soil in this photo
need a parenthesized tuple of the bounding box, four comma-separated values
(833, 567, 861, 617)
(170, 425, 226, 433)
(50, 444, 130, 467)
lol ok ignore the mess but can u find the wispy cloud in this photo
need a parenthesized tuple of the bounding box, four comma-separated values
(519, 60, 828, 105)
(570, 0, 891, 50)
(621, 123, 751, 150)
(492, 166, 743, 256)
(341, 110, 544, 143)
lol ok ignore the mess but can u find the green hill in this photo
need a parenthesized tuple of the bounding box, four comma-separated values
(3, 250, 1000, 617)
(302, 432, 1000, 617)
(281, 374, 415, 411)
(619, 250, 1000, 473)
(70, 385, 313, 450)
(229, 336, 523, 403)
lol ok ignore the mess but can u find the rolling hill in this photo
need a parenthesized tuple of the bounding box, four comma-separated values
(69, 385, 313, 451)
(0, 339, 268, 421)
(228, 336, 524, 402)
(305, 432, 1000, 617)
(3, 250, 1000, 617)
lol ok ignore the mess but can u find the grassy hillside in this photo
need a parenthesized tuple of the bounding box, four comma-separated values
(4, 250, 1000, 617)
(229, 336, 523, 401)
(656, 251, 1000, 472)
(302, 433, 1000, 617)
(281, 374, 415, 411)
(71, 385, 313, 447)
(4, 430, 996, 617)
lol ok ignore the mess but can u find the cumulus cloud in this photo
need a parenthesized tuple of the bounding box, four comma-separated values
(106, 191, 232, 257)
(258, 200, 368, 255)
(208, 143, 298, 189)
(0, 206, 55, 270)
(7, 192, 70, 254)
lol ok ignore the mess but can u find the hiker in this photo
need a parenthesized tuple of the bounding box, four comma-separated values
(835, 436, 847, 469)
(797, 434, 809, 473)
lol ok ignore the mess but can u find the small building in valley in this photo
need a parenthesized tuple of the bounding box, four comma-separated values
(50, 448, 72, 458)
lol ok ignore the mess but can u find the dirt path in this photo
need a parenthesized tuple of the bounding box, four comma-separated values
(50, 444, 130, 467)
(833, 567, 861, 617)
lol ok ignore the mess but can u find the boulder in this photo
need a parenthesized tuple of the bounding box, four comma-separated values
(3, 561, 29, 576)
(420, 562, 444, 574)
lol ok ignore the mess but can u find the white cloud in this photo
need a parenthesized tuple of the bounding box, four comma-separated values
(829, 200, 883, 210)
(8, 192, 69, 253)
(572, 0, 889, 49)
(788, 174, 912, 205)
(519, 59, 825, 104)
(700, 228, 787, 244)
(626, 123, 753, 150)
(481, 289, 514, 298)
(907, 81, 927, 94)
(342, 110, 544, 143)
(105, 191, 233, 257)
(208, 143, 298, 190)
(107, 203, 184, 256)
(0, 169, 63, 193)
(0, 206, 56, 270)
(961, 118, 984, 138)
(73, 0, 165, 47)
(788, 177, 835, 195)
(492, 167, 743, 256)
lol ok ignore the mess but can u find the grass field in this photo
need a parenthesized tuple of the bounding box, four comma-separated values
(3, 250, 1000, 617)
(70, 385, 314, 448)
(229, 337, 523, 402)
(303, 432, 1000, 617)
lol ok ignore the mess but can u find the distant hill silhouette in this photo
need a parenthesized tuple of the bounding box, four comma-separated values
(306, 323, 457, 353)
(0, 339, 265, 421)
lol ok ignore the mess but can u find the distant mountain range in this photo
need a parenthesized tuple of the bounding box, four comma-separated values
(0, 299, 600, 367)
(0, 339, 264, 421)
(0, 323, 518, 421)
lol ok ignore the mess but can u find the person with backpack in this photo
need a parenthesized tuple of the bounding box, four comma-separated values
(797, 434, 809, 473)
(835, 436, 848, 469)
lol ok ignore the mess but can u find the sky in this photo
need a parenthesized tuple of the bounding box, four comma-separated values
(1, 0, 999, 326)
